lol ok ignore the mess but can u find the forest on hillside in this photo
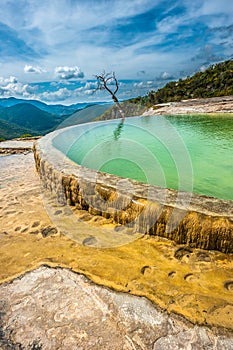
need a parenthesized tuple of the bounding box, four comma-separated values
(131, 59, 233, 107)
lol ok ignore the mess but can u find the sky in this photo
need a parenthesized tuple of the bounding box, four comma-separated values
(0, 0, 232, 105)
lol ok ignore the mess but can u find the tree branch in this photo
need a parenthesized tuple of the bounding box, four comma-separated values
(95, 71, 125, 119)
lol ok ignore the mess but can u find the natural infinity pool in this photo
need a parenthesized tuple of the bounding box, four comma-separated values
(53, 114, 233, 201)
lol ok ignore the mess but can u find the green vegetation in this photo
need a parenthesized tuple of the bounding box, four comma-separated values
(0, 103, 63, 139)
(0, 118, 38, 140)
(0, 103, 60, 132)
(19, 134, 33, 138)
(0, 100, 107, 140)
(131, 59, 233, 107)
(96, 59, 233, 120)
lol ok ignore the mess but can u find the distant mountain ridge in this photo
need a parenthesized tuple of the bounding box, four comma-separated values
(0, 103, 59, 133)
(0, 98, 111, 140)
(0, 97, 96, 116)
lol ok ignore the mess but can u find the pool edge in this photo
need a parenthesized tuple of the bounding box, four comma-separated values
(33, 127, 233, 253)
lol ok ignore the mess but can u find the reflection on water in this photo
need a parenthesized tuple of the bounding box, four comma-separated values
(54, 114, 233, 201)
(113, 118, 125, 140)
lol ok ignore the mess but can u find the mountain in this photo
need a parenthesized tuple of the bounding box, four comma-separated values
(57, 104, 112, 129)
(130, 59, 233, 107)
(0, 97, 106, 117)
(0, 97, 50, 109)
(0, 103, 60, 134)
(0, 118, 37, 140)
(0, 100, 111, 140)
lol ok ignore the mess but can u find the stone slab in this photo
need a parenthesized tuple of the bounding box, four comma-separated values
(0, 266, 233, 350)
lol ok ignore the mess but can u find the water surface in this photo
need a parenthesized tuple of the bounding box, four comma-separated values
(55, 114, 233, 201)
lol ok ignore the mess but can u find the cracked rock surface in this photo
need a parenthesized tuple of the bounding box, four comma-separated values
(0, 266, 233, 350)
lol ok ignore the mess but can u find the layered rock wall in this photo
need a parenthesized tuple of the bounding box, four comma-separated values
(33, 137, 233, 253)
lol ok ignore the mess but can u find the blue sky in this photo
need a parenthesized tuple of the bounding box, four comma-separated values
(0, 0, 232, 104)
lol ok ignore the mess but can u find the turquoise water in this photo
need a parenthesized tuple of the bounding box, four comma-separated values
(57, 115, 233, 201)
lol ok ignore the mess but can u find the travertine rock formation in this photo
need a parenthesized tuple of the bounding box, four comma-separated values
(143, 96, 233, 116)
(34, 139, 233, 253)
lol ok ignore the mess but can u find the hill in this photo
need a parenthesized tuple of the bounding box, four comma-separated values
(57, 104, 112, 129)
(131, 59, 233, 107)
(95, 59, 233, 121)
(0, 118, 37, 140)
(95, 101, 146, 121)
(0, 103, 60, 134)
(0, 97, 106, 117)
(0, 101, 111, 139)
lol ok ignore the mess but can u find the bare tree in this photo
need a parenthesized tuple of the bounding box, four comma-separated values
(95, 71, 125, 119)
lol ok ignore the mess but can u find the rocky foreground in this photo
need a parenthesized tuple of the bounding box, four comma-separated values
(1, 265, 233, 350)
(0, 113, 233, 349)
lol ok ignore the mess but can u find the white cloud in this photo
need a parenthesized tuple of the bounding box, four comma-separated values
(41, 87, 71, 101)
(133, 81, 157, 90)
(196, 0, 233, 18)
(0, 74, 40, 99)
(161, 72, 174, 80)
(54, 66, 84, 80)
(156, 15, 181, 34)
(84, 89, 95, 95)
(133, 82, 144, 88)
(0, 82, 33, 97)
(40, 85, 90, 102)
(84, 82, 98, 90)
(0, 76, 18, 84)
(24, 65, 46, 74)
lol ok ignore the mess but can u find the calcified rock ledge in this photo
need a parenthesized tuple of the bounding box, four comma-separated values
(34, 128, 233, 253)
(143, 95, 233, 115)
